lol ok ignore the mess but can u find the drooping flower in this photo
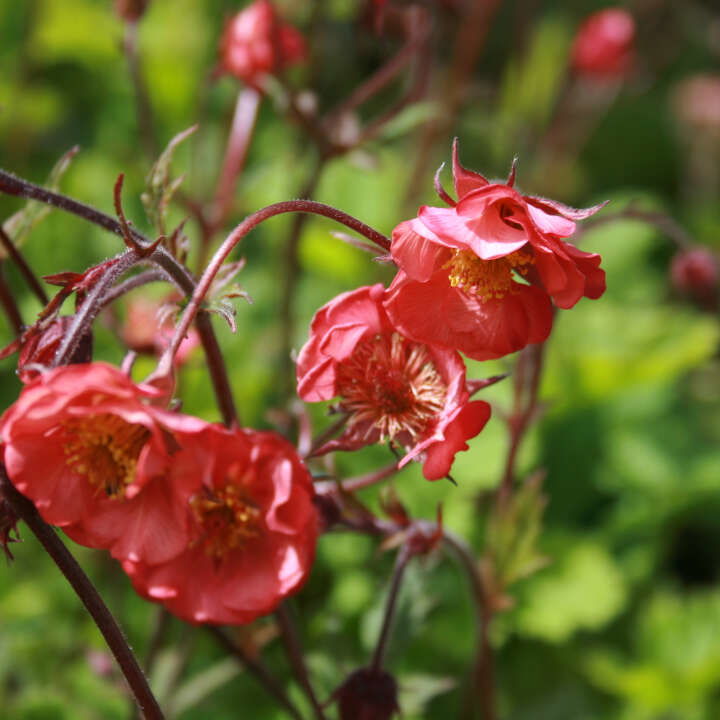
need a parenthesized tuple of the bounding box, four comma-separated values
(297, 284, 491, 480)
(123, 425, 318, 625)
(384, 141, 606, 360)
(570, 8, 635, 80)
(219, 0, 306, 89)
(0, 363, 206, 564)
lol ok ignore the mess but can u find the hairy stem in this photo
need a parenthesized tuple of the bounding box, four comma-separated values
(153, 200, 389, 379)
(0, 468, 164, 720)
(0, 169, 238, 427)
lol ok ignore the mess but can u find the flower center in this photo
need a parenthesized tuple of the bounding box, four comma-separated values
(63, 414, 150, 498)
(189, 481, 260, 560)
(335, 333, 447, 443)
(443, 248, 534, 301)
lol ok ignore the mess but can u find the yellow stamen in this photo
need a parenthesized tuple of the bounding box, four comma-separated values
(443, 248, 534, 301)
(63, 414, 150, 498)
(189, 482, 260, 560)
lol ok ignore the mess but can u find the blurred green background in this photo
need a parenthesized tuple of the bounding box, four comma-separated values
(2, 0, 720, 718)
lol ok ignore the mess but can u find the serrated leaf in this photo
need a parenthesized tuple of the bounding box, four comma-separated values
(142, 125, 197, 233)
(1, 145, 79, 255)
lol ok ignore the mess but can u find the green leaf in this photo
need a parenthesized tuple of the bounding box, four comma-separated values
(141, 125, 196, 233)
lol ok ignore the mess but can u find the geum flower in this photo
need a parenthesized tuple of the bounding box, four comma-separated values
(384, 140, 606, 360)
(123, 425, 318, 625)
(0, 363, 206, 565)
(296, 284, 491, 481)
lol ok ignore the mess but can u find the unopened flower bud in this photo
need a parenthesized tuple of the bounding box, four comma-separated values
(18, 316, 93, 383)
(335, 667, 399, 720)
(570, 8, 635, 80)
(219, 0, 306, 88)
(114, 0, 150, 22)
(671, 247, 719, 311)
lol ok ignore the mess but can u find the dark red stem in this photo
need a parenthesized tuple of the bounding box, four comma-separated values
(153, 200, 389, 379)
(0, 224, 49, 304)
(275, 604, 327, 720)
(370, 546, 411, 672)
(208, 626, 304, 720)
(0, 467, 164, 720)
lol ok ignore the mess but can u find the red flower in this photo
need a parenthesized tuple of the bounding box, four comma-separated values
(570, 8, 635, 80)
(123, 425, 318, 625)
(296, 285, 491, 481)
(0, 363, 205, 564)
(219, 0, 306, 89)
(334, 667, 399, 720)
(384, 141, 605, 360)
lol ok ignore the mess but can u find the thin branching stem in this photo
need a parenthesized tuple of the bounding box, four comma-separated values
(370, 546, 411, 672)
(153, 200, 390, 380)
(275, 604, 327, 720)
(0, 467, 165, 720)
(0, 224, 49, 304)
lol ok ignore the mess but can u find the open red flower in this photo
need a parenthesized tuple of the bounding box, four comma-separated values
(0, 363, 206, 564)
(297, 284, 491, 480)
(123, 425, 318, 625)
(384, 141, 605, 360)
(219, 0, 306, 89)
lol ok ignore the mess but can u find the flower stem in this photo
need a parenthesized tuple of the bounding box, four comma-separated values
(443, 532, 496, 720)
(498, 340, 547, 504)
(0, 224, 49, 305)
(0, 264, 24, 335)
(0, 467, 165, 720)
(275, 603, 327, 720)
(208, 626, 304, 720)
(152, 200, 389, 380)
(370, 546, 411, 672)
(210, 87, 261, 233)
(0, 169, 238, 427)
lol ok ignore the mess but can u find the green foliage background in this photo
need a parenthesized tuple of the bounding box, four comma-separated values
(1, 1, 720, 718)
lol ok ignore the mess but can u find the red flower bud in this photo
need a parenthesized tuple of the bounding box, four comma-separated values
(219, 0, 306, 88)
(18, 316, 93, 383)
(671, 247, 719, 312)
(335, 667, 399, 720)
(570, 8, 635, 80)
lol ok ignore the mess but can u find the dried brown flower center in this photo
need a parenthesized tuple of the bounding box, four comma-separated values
(63, 414, 150, 498)
(189, 483, 260, 559)
(335, 333, 447, 443)
(443, 248, 534, 301)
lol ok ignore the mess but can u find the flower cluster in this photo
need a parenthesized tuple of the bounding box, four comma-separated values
(1, 363, 318, 625)
(297, 142, 605, 478)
